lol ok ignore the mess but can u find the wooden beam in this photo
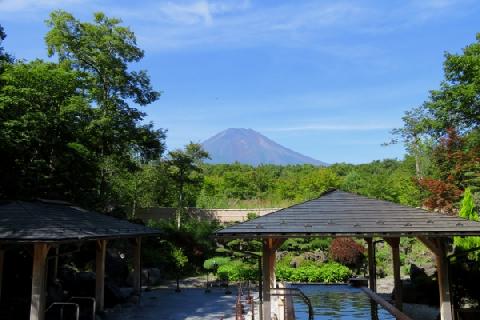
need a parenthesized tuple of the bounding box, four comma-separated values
(365, 238, 376, 292)
(0, 247, 4, 304)
(30, 243, 50, 320)
(271, 238, 285, 251)
(361, 287, 413, 320)
(417, 237, 441, 256)
(384, 237, 402, 311)
(132, 237, 142, 296)
(96, 240, 108, 312)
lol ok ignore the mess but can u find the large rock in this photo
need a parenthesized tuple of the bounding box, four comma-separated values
(402, 264, 439, 305)
(303, 251, 328, 263)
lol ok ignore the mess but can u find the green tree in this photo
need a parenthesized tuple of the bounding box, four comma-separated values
(167, 143, 209, 228)
(45, 11, 164, 206)
(388, 107, 432, 177)
(0, 60, 95, 201)
(171, 246, 188, 292)
(425, 33, 480, 133)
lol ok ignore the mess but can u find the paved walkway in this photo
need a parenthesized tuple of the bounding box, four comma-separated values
(105, 288, 238, 320)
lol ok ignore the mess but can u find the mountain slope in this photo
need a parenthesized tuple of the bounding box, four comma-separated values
(202, 128, 327, 166)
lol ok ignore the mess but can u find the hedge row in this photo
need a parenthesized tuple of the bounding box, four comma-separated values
(214, 259, 351, 283)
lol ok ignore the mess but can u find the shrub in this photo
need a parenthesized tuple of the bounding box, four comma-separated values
(203, 256, 231, 270)
(309, 238, 332, 251)
(455, 188, 480, 260)
(329, 237, 365, 267)
(276, 262, 351, 283)
(216, 260, 259, 281)
(247, 212, 258, 220)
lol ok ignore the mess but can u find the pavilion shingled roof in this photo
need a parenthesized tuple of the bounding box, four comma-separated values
(216, 190, 480, 238)
(0, 200, 161, 242)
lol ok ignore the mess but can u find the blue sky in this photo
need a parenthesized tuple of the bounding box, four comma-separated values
(1, 0, 480, 163)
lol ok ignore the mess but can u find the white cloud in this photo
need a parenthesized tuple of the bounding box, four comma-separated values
(156, 1, 213, 25)
(263, 123, 399, 132)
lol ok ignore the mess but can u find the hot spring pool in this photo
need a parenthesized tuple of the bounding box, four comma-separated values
(292, 284, 396, 320)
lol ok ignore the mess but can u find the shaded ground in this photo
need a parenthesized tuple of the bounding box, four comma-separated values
(105, 288, 237, 320)
(377, 277, 439, 320)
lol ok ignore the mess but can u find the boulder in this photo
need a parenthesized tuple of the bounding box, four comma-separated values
(303, 251, 328, 263)
(402, 264, 439, 305)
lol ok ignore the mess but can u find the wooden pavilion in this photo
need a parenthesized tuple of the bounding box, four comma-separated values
(216, 189, 480, 320)
(0, 199, 161, 320)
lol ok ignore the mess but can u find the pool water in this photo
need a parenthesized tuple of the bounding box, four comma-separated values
(292, 285, 396, 320)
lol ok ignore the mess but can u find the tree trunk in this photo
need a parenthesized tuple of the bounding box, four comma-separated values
(177, 184, 184, 229)
(414, 136, 422, 178)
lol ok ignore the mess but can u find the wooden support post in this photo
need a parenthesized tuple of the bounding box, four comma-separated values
(52, 246, 59, 282)
(30, 243, 50, 320)
(0, 247, 4, 304)
(417, 237, 453, 320)
(366, 238, 376, 292)
(437, 243, 453, 320)
(96, 240, 107, 312)
(261, 238, 283, 320)
(385, 238, 402, 311)
(132, 237, 142, 296)
(262, 239, 272, 320)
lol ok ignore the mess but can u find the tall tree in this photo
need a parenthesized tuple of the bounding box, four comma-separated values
(397, 33, 480, 213)
(167, 143, 209, 228)
(45, 11, 164, 205)
(388, 106, 435, 177)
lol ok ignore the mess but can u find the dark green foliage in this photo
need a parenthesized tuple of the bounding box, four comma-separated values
(145, 218, 220, 276)
(0, 61, 97, 202)
(280, 238, 331, 252)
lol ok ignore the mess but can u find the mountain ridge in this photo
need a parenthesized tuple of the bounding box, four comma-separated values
(202, 128, 327, 166)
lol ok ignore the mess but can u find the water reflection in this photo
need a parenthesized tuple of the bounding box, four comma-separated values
(292, 285, 395, 320)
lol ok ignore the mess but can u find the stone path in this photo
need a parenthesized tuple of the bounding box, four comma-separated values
(105, 288, 238, 320)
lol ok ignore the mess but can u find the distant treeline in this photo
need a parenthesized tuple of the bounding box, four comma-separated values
(196, 160, 423, 209)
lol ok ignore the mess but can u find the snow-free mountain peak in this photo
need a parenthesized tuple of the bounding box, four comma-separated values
(202, 128, 327, 166)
